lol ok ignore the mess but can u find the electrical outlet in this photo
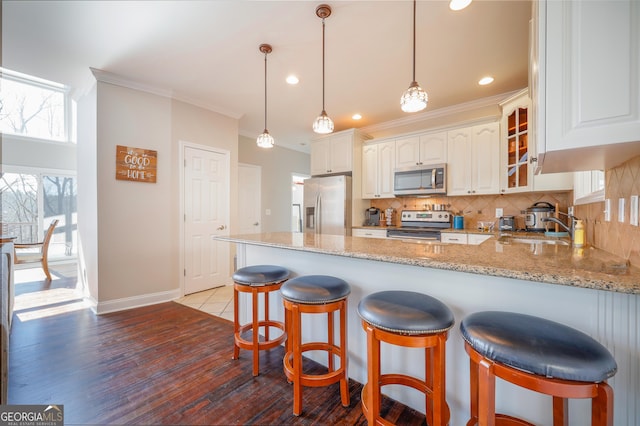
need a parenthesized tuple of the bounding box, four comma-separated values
(495, 208, 503, 218)
(604, 199, 611, 222)
(265, 208, 271, 216)
(619, 198, 625, 223)
(631, 195, 639, 226)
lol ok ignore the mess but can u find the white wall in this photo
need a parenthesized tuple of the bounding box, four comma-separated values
(76, 84, 98, 301)
(77, 79, 238, 312)
(238, 135, 309, 232)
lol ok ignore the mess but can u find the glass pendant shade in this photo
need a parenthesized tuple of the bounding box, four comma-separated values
(400, 81, 428, 112)
(256, 129, 274, 148)
(312, 110, 334, 134)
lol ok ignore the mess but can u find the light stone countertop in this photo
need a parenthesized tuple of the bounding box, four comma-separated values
(216, 232, 640, 295)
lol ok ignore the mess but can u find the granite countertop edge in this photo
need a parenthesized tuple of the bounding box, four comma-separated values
(216, 233, 640, 295)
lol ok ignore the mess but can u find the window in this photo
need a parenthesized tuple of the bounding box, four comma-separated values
(0, 67, 73, 142)
(574, 170, 605, 205)
(1, 171, 77, 261)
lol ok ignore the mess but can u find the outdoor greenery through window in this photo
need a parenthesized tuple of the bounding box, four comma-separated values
(0, 67, 71, 142)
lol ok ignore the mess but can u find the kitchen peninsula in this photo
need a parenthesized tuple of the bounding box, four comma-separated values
(217, 232, 639, 425)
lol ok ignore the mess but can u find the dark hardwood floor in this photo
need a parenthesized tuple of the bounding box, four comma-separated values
(9, 299, 426, 425)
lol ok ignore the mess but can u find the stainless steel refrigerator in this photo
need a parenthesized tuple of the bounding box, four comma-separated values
(303, 175, 352, 236)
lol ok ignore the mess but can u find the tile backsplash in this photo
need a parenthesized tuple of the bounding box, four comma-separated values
(574, 155, 640, 268)
(371, 155, 640, 268)
(371, 192, 571, 232)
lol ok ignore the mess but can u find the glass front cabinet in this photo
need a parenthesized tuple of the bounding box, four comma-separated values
(500, 90, 532, 193)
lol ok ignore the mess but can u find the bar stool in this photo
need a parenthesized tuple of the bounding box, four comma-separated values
(232, 264, 289, 377)
(460, 311, 618, 426)
(280, 275, 351, 416)
(357, 290, 454, 426)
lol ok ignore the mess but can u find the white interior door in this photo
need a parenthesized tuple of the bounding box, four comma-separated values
(238, 164, 261, 235)
(183, 145, 230, 295)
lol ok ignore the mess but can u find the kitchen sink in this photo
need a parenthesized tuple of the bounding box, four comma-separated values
(498, 236, 570, 246)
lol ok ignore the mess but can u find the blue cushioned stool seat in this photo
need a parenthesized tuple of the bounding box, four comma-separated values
(280, 274, 350, 304)
(281, 275, 351, 416)
(357, 291, 454, 426)
(460, 311, 618, 426)
(232, 264, 290, 286)
(232, 265, 289, 377)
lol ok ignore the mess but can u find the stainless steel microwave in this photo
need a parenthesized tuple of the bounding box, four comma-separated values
(393, 163, 447, 196)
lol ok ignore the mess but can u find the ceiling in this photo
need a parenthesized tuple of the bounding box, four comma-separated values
(2, 0, 532, 153)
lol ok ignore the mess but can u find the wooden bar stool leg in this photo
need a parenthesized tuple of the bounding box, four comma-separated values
(252, 288, 259, 377)
(593, 382, 614, 426)
(365, 323, 380, 424)
(339, 299, 349, 407)
(425, 346, 434, 426)
(233, 286, 240, 360)
(478, 358, 496, 426)
(552, 397, 568, 426)
(432, 334, 446, 426)
(292, 304, 303, 416)
(327, 310, 335, 372)
(467, 357, 479, 426)
(264, 290, 270, 341)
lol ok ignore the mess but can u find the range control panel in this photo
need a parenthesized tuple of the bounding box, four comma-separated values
(401, 210, 451, 223)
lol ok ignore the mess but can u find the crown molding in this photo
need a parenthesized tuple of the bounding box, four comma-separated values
(361, 89, 522, 134)
(90, 68, 244, 119)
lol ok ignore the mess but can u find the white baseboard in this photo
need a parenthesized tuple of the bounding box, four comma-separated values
(92, 289, 181, 315)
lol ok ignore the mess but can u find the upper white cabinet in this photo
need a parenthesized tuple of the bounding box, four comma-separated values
(310, 132, 354, 176)
(395, 131, 447, 169)
(499, 89, 573, 193)
(362, 140, 396, 199)
(533, 0, 640, 173)
(448, 122, 500, 196)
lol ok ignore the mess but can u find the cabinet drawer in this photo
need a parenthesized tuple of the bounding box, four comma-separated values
(441, 233, 468, 244)
(352, 228, 387, 239)
(467, 234, 492, 245)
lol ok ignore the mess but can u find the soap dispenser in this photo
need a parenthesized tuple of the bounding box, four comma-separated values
(573, 219, 585, 247)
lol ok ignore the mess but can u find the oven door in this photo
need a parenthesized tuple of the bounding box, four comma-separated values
(386, 228, 441, 241)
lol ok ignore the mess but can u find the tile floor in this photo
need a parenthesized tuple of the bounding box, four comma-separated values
(175, 285, 235, 321)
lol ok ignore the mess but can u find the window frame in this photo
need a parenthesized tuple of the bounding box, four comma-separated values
(0, 67, 73, 143)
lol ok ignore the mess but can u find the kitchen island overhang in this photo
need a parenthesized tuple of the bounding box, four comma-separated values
(217, 232, 639, 426)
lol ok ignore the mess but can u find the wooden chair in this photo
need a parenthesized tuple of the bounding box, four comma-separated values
(14, 219, 59, 281)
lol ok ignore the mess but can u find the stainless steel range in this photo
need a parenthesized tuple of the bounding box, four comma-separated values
(386, 210, 452, 241)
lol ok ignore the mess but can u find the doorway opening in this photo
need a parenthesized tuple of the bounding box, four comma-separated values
(291, 174, 308, 232)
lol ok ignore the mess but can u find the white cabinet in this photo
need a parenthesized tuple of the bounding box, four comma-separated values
(441, 232, 491, 245)
(395, 131, 447, 169)
(467, 234, 492, 245)
(534, 0, 640, 173)
(500, 89, 573, 193)
(352, 228, 388, 239)
(441, 233, 467, 245)
(310, 132, 354, 176)
(362, 140, 396, 199)
(447, 122, 500, 196)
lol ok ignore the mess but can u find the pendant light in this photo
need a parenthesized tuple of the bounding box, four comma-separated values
(256, 43, 274, 148)
(400, 0, 428, 113)
(312, 4, 334, 134)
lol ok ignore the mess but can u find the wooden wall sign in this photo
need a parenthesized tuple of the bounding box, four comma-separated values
(115, 145, 157, 183)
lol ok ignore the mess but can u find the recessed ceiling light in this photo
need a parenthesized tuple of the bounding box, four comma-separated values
(478, 76, 494, 86)
(352, 113, 362, 120)
(286, 75, 299, 85)
(449, 0, 472, 11)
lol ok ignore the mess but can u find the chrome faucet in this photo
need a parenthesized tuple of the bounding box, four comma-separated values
(541, 215, 578, 238)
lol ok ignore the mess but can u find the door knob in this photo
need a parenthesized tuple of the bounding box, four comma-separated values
(217, 225, 226, 230)
(253, 222, 259, 226)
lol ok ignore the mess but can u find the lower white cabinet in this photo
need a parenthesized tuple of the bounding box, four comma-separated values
(352, 228, 388, 239)
(467, 234, 492, 245)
